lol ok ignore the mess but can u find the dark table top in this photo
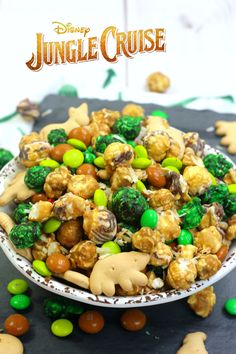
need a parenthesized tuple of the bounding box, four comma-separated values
(0, 95, 236, 354)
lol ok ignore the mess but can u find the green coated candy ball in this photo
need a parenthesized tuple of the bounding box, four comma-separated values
(10, 294, 31, 310)
(48, 129, 67, 146)
(13, 203, 32, 224)
(127, 140, 136, 148)
(202, 184, 229, 204)
(177, 229, 193, 245)
(0, 148, 14, 170)
(63, 149, 84, 168)
(178, 197, 205, 229)
(58, 84, 78, 97)
(24, 166, 52, 192)
(9, 222, 42, 248)
(112, 187, 148, 225)
(67, 138, 87, 151)
(224, 194, 236, 217)
(162, 157, 182, 170)
(141, 209, 158, 229)
(203, 154, 232, 178)
(95, 134, 127, 153)
(84, 151, 96, 164)
(33, 260, 52, 277)
(101, 241, 121, 254)
(43, 218, 61, 233)
(151, 110, 168, 119)
(51, 319, 73, 337)
(224, 298, 236, 315)
(7, 279, 29, 295)
(112, 116, 142, 140)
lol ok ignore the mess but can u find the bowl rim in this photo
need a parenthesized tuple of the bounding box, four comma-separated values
(0, 145, 235, 308)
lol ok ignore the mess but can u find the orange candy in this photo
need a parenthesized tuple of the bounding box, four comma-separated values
(120, 309, 147, 331)
(76, 164, 97, 179)
(46, 253, 70, 273)
(78, 311, 104, 334)
(216, 244, 228, 263)
(50, 144, 73, 162)
(147, 165, 166, 188)
(4, 314, 30, 337)
(68, 127, 92, 147)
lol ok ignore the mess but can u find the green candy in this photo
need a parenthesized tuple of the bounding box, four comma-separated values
(94, 156, 105, 168)
(101, 241, 121, 255)
(0, 148, 14, 170)
(13, 203, 32, 224)
(43, 218, 61, 233)
(58, 84, 78, 97)
(177, 229, 193, 245)
(151, 110, 168, 119)
(10, 222, 42, 248)
(67, 138, 87, 151)
(24, 166, 52, 192)
(39, 159, 60, 169)
(10, 294, 31, 310)
(112, 187, 148, 225)
(7, 279, 28, 295)
(95, 134, 127, 153)
(132, 158, 151, 169)
(135, 180, 146, 193)
(178, 197, 205, 229)
(94, 189, 108, 207)
(162, 157, 182, 170)
(33, 260, 52, 277)
(134, 145, 148, 159)
(202, 184, 229, 204)
(127, 140, 136, 148)
(164, 165, 180, 174)
(112, 116, 142, 140)
(228, 184, 236, 194)
(224, 298, 236, 316)
(203, 153, 232, 178)
(48, 128, 67, 146)
(224, 194, 236, 217)
(63, 149, 84, 168)
(84, 151, 96, 164)
(140, 209, 158, 229)
(51, 319, 73, 337)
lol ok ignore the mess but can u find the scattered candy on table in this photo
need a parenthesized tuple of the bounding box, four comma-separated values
(51, 318, 73, 337)
(120, 309, 147, 331)
(78, 311, 105, 334)
(224, 298, 236, 316)
(10, 295, 31, 311)
(4, 314, 30, 337)
(7, 279, 29, 295)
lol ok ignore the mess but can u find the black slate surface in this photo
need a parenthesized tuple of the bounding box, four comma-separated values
(0, 94, 236, 354)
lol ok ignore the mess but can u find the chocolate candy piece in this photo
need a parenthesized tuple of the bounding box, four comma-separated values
(112, 187, 148, 225)
(78, 311, 105, 334)
(95, 134, 126, 153)
(56, 220, 83, 249)
(112, 116, 142, 140)
(46, 253, 70, 274)
(10, 222, 42, 248)
(178, 197, 205, 229)
(4, 314, 29, 337)
(202, 184, 229, 204)
(68, 127, 91, 146)
(50, 144, 73, 162)
(120, 309, 147, 331)
(203, 153, 232, 178)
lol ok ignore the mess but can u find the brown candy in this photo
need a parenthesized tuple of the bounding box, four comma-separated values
(147, 165, 166, 188)
(56, 220, 83, 249)
(4, 314, 30, 337)
(78, 311, 104, 334)
(31, 193, 48, 203)
(46, 253, 70, 273)
(120, 309, 147, 331)
(50, 144, 73, 162)
(68, 127, 92, 146)
(76, 164, 97, 179)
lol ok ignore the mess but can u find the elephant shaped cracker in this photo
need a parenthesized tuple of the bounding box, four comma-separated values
(58, 252, 150, 297)
(177, 332, 208, 354)
(0, 171, 34, 206)
(39, 103, 90, 140)
(215, 120, 236, 154)
(0, 212, 32, 261)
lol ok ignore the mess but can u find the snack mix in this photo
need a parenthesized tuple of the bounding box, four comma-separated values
(0, 103, 235, 298)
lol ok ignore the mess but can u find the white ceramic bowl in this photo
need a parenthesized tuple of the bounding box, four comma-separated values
(0, 146, 235, 308)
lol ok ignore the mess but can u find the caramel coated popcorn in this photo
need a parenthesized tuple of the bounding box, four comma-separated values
(226, 215, 236, 240)
(32, 234, 68, 261)
(183, 166, 212, 195)
(131, 227, 161, 253)
(19, 132, 51, 168)
(176, 245, 198, 259)
(110, 166, 135, 191)
(188, 286, 216, 318)
(148, 189, 175, 211)
(194, 226, 222, 253)
(44, 166, 71, 199)
(196, 254, 221, 280)
(167, 258, 197, 290)
(182, 147, 204, 167)
(122, 104, 144, 118)
(67, 174, 99, 199)
(156, 210, 181, 242)
(147, 72, 170, 93)
(104, 142, 134, 173)
(53, 192, 86, 221)
(69, 240, 98, 270)
(149, 242, 173, 267)
(28, 201, 53, 222)
(143, 131, 170, 162)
